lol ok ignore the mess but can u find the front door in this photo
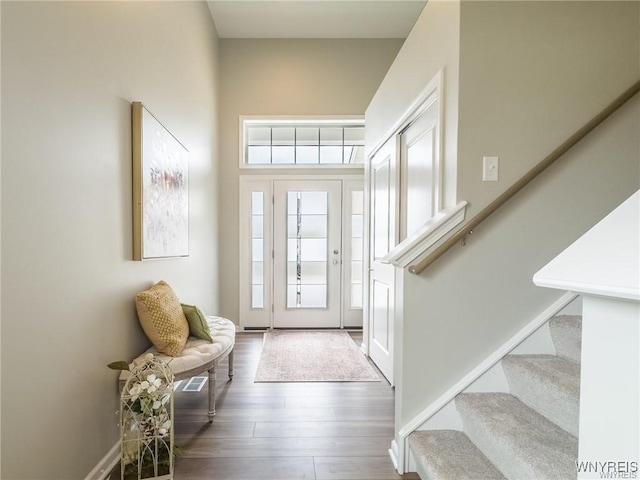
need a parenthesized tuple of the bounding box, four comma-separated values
(273, 180, 343, 328)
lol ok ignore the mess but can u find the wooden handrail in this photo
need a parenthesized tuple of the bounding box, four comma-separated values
(409, 79, 640, 275)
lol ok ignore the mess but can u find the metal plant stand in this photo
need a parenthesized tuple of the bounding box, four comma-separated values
(120, 354, 174, 480)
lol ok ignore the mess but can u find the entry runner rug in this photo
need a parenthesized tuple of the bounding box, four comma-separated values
(254, 330, 381, 382)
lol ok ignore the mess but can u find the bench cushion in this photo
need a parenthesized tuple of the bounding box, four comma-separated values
(121, 316, 236, 383)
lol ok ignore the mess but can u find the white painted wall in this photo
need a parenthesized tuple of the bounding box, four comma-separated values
(365, 0, 640, 455)
(366, 0, 459, 211)
(218, 39, 403, 322)
(1, 3, 220, 478)
(457, 1, 640, 219)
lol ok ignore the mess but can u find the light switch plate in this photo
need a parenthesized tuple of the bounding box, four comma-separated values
(483, 156, 499, 181)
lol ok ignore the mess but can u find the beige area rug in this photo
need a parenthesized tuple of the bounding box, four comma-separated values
(254, 330, 381, 382)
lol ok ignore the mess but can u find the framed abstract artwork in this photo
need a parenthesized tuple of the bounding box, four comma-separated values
(132, 102, 189, 260)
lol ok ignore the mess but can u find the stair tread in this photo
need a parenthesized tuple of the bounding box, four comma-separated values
(502, 354, 580, 436)
(503, 354, 580, 397)
(456, 392, 578, 480)
(549, 315, 582, 364)
(409, 430, 506, 480)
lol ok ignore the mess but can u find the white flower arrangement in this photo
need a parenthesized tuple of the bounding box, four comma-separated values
(127, 373, 171, 438)
(110, 353, 176, 479)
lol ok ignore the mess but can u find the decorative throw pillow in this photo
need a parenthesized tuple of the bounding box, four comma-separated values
(135, 280, 189, 357)
(181, 303, 213, 342)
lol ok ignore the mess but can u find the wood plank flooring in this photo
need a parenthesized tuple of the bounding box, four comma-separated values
(172, 331, 419, 479)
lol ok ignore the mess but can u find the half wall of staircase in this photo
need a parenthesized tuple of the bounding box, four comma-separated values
(409, 313, 581, 479)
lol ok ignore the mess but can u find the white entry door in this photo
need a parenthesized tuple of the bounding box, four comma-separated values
(367, 138, 398, 384)
(273, 180, 343, 328)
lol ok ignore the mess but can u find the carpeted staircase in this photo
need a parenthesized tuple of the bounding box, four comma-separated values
(409, 315, 582, 480)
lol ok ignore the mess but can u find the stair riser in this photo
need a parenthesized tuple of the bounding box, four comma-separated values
(550, 315, 582, 363)
(456, 394, 578, 480)
(502, 356, 580, 437)
(458, 413, 538, 479)
(409, 430, 506, 480)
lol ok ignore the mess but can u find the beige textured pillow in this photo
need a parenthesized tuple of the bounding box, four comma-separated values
(135, 280, 189, 357)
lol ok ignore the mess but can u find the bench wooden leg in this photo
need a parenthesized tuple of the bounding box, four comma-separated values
(228, 350, 234, 379)
(208, 364, 217, 422)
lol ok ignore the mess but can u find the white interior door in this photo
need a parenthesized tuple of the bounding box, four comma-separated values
(367, 138, 398, 383)
(273, 180, 343, 328)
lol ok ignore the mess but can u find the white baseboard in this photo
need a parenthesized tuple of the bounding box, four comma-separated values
(398, 291, 578, 441)
(407, 446, 418, 474)
(389, 439, 400, 472)
(84, 442, 119, 480)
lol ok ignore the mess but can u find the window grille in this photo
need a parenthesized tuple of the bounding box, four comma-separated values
(242, 119, 365, 166)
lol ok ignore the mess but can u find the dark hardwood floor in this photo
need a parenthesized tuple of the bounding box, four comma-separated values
(171, 331, 419, 480)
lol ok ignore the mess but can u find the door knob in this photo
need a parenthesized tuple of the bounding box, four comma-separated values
(333, 249, 339, 254)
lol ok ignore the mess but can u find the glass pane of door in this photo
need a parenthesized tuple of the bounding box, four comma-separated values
(341, 179, 365, 328)
(350, 190, 364, 309)
(251, 192, 265, 309)
(286, 191, 329, 309)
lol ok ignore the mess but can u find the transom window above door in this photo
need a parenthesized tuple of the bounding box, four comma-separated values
(241, 117, 365, 167)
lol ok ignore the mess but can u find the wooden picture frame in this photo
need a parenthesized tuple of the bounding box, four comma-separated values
(132, 102, 189, 261)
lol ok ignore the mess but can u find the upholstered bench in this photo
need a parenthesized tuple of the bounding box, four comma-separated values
(120, 315, 235, 421)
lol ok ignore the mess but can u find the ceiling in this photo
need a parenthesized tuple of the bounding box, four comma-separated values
(207, 1, 427, 39)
